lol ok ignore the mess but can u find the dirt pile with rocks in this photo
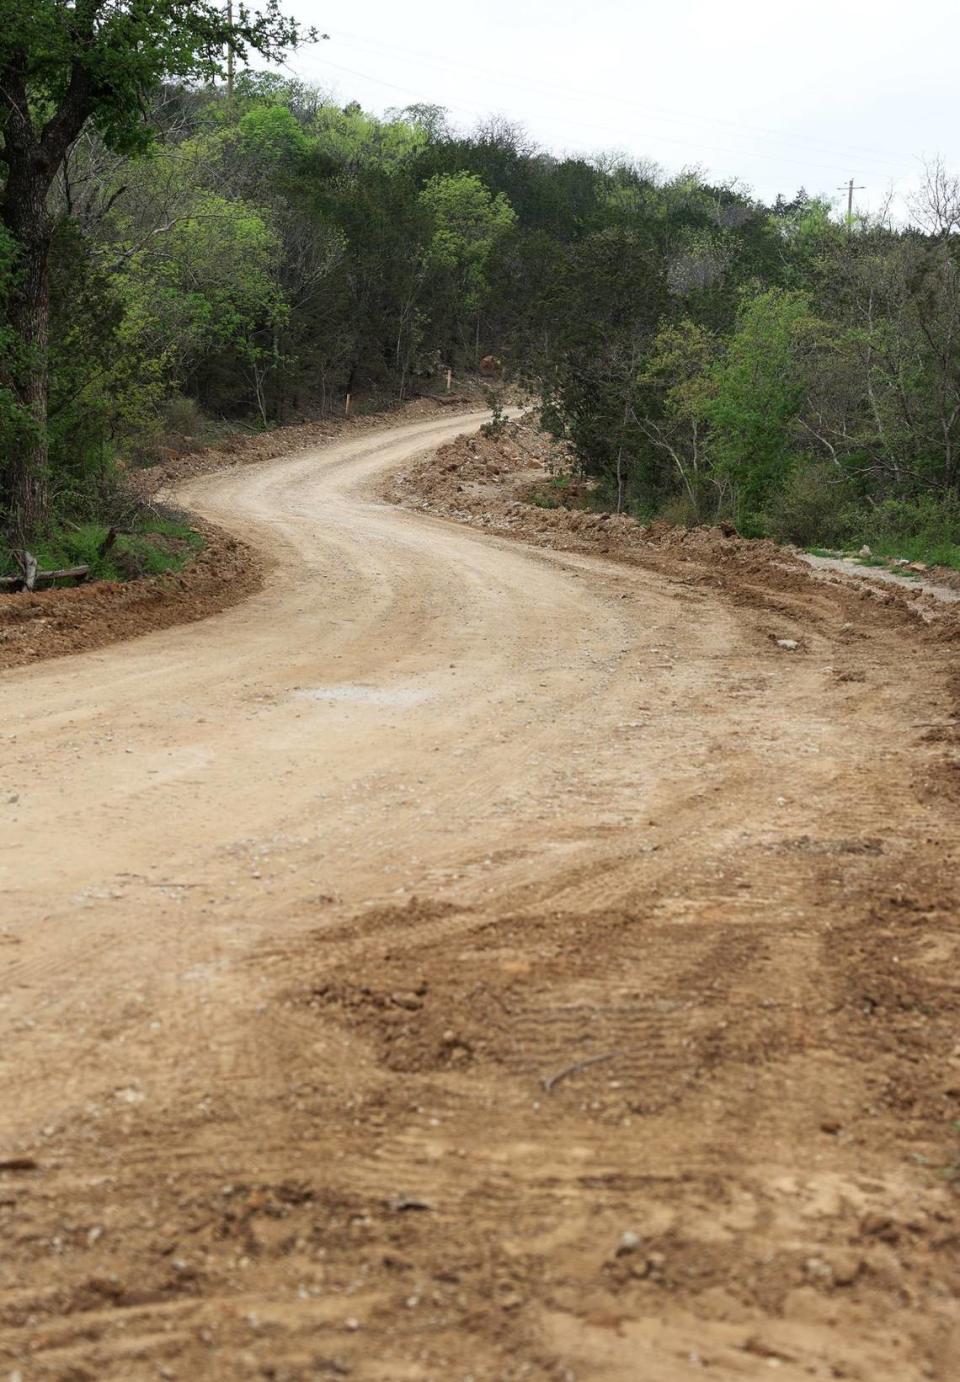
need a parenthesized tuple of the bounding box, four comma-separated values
(0, 520, 259, 671)
(387, 419, 960, 644)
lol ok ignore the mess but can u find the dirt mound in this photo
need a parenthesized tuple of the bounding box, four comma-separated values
(387, 422, 960, 644)
(0, 520, 260, 670)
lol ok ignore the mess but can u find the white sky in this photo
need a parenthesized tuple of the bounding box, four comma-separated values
(277, 0, 959, 219)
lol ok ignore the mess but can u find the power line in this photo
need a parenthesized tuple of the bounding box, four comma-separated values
(299, 51, 907, 184)
(326, 28, 913, 169)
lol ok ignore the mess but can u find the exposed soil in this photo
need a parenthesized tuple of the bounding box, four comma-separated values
(2, 411, 960, 1380)
(386, 420, 960, 640)
(0, 397, 476, 672)
(0, 520, 262, 672)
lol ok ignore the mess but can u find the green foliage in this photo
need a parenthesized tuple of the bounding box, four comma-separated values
(5, 50, 960, 569)
(238, 105, 309, 164)
(0, 513, 202, 581)
(0, 1, 307, 157)
(0, 226, 36, 494)
(481, 387, 508, 437)
(311, 106, 427, 171)
(859, 494, 960, 570)
(705, 289, 810, 526)
(762, 462, 858, 547)
(418, 172, 516, 357)
(419, 173, 516, 270)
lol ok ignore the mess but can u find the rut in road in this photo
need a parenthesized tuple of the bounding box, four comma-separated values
(1, 411, 959, 1381)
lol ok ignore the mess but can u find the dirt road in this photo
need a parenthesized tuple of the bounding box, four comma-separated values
(2, 412, 959, 1380)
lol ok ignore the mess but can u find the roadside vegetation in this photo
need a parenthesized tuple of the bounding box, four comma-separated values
(0, 514, 203, 585)
(3, 3, 960, 577)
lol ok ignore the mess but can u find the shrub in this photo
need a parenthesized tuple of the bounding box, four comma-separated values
(162, 395, 206, 438)
(762, 463, 858, 547)
(654, 492, 704, 528)
(860, 493, 960, 569)
(0, 510, 202, 582)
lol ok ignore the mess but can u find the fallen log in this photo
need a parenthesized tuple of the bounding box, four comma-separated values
(0, 564, 90, 592)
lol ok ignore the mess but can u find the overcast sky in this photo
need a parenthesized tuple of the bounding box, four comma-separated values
(276, 0, 958, 219)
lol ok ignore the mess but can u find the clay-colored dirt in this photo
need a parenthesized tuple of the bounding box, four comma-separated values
(0, 398, 476, 673)
(2, 411, 960, 1381)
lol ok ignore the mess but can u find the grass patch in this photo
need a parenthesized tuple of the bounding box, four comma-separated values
(1, 513, 203, 584)
(865, 536, 960, 571)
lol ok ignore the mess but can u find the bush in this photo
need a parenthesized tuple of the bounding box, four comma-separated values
(654, 492, 704, 528)
(480, 386, 508, 438)
(762, 463, 858, 547)
(0, 511, 203, 582)
(860, 493, 960, 569)
(162, 395, 206, 438)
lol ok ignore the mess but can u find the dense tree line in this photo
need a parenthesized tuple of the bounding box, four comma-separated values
(3, 6, 960, 567)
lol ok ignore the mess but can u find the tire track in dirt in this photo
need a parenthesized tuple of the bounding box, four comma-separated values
(2, 413, 960, 1379)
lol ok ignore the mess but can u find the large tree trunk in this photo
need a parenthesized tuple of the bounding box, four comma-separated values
(1, 113, 56, 544)
(1, 52, 92, 545)
(4, 229, 52, 541)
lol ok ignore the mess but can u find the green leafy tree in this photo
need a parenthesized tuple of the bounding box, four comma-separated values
(0, 0, 308, 540)
(418, 172, 515, 361)
(116, 194, 285, 406)
(706, 289, 810, 526)
(637, 320, 721, 519)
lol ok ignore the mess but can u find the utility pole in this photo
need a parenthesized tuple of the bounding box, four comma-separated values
(837, 177, 865, 231)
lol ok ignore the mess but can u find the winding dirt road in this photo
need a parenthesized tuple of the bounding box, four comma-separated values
(2, 412, 960, 1380)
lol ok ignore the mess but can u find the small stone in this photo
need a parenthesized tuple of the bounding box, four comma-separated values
(804, 1256, 832, 1283)
(819, 1119, 841, 1135)
(616, 1230, 641, 1256)
(859, 545, 872, 557)
(775, 638, 799, 652)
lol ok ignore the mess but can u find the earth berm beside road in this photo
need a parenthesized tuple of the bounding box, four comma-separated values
(1, 411, 959, 1380)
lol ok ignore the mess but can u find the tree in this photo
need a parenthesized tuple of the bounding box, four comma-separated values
(636, 320, 721, 519)
(0, 0, 308, 541)
(418, 172, 515, 361)
(706, 289, 810, 525)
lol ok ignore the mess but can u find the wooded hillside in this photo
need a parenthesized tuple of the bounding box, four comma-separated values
(4, 4, 960, 570)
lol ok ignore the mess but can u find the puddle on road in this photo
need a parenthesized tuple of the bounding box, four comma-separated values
(294, 684, 428, 708)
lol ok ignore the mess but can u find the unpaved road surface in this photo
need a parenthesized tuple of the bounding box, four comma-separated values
(2, 412, 960, 1380)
